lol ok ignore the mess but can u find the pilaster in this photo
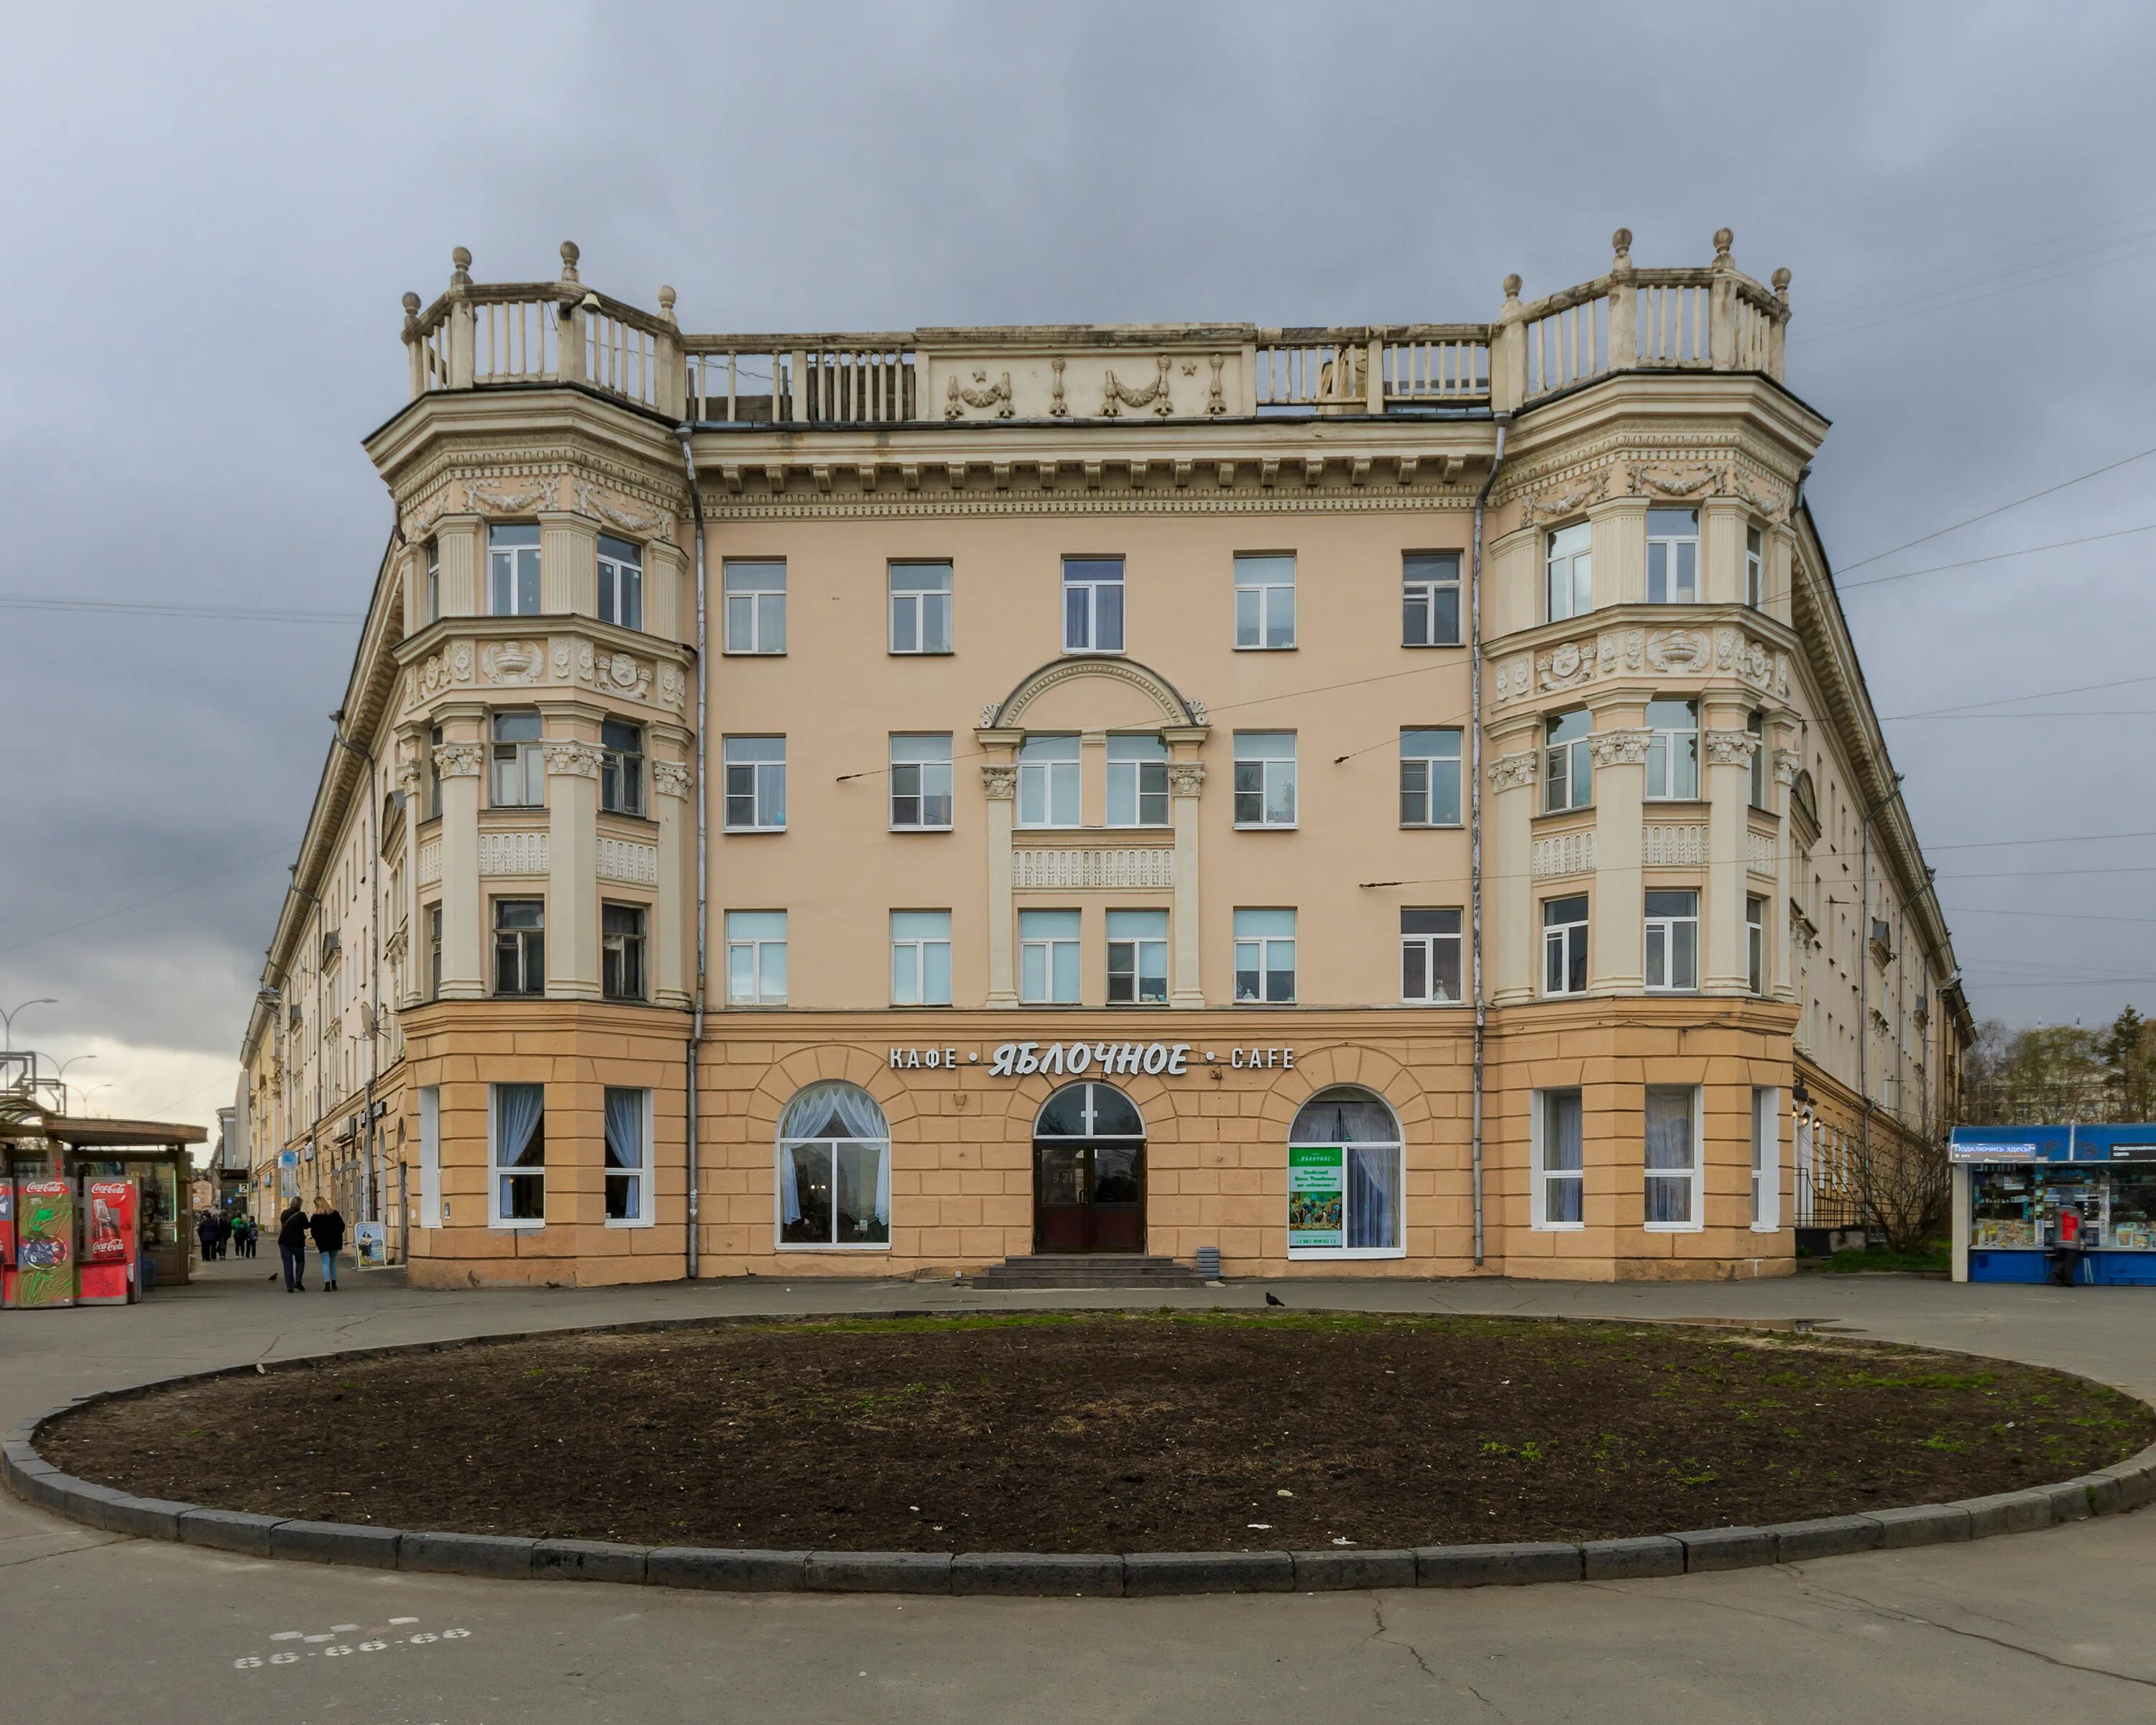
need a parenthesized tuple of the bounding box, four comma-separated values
(434, 704, 486, 998)
(1486, 729, 1538, 1004)
(1166, 745, 1206, 1007)
(1587, 497, 1647, 609)
(1701, 702, 1754, 993)
(977, 729, 1022, 1007)
(1772, 742, 1802, 1003)
(436, 516, 481, 617)
(542, 705, 604, 1000)
(540, 511, 595, 617)
(650, 734, 691, 1009)
(1585, 705, 1649, 993)
(1701, 499, 1748, 607)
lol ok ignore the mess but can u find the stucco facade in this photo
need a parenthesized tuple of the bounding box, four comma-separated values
(239, 229, 1971, 1287)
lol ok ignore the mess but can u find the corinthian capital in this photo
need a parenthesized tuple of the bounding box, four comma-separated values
(1587, 727, 1653, 768)
(980, 763, 1017, 801)
(1486, 750, 1538, 793)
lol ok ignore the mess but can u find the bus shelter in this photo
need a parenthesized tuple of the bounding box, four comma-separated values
(1950, 1124, 2156, 1285)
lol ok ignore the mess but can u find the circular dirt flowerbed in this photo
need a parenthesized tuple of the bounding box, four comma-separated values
(41, 1313, 2155, 1553)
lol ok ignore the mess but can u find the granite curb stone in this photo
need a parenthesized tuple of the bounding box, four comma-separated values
(648, 1547, 809, 1591)
(64, 1481, 190, 1540)
(1670, 1527, 1777, 1572)
(270, 1519, 403, 1567)
(954, 1552, 1127, 1596)
(178, 1508, 287, 1557)
(400, 1530, 540, 1578)
(1868, 1503, 1973, 1547)
(1290, 1549, 1419, 1591)
(1124, 1552, 1295, 1596)
(1769, 1514, 1885, 1562)
(531, 1538, 649, 1585)
(1416, 1543, 1583, 1586)
(1583, 1535, 1687, 1580)
(1959, 1490, 2053, 1538)
(806, 1551, 953, 1593)
(2068, 1473, 2124, 1516)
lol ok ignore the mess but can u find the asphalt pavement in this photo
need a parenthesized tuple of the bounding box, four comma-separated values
(4, 1257, 2155, 1724)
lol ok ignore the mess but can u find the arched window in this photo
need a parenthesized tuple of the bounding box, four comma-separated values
(1033, 1082, 1144, 1140)
(1287, 1086, 1404, 1257)
(778, 1082, 890, 1248)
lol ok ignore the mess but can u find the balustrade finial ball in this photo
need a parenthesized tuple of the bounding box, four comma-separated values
(451, 246, 471, 271)
(401, 291, 420, 314)
(1503, 272, 1521, 299)
(658, 285, 677, 314)
(560, 240, 581, 282)
(1772, 266, 1792, 293)
(1611, 227, 1632, 254)
(1713, 226, 1734, 257)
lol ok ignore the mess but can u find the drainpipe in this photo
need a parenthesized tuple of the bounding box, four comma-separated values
(676, 425, 709, 1280)
(1469, 413, 1511, 1269)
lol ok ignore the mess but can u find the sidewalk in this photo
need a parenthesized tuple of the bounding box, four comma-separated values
(6, 1259, 2155, 1724)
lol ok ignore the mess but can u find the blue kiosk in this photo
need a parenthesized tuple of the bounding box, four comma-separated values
(1952, 1124, 2156, 1284)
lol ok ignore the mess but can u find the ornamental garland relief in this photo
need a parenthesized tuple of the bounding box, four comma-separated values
(569, 477, 671, 535)
(464, 477, 556, 514)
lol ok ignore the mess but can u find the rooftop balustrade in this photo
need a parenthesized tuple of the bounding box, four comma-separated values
(400, 229, 1789, 427)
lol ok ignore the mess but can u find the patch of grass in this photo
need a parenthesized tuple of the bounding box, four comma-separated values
(1811, 1241, 1950, 1274)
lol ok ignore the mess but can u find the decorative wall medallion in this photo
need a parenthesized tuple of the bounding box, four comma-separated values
(1537, 638, 1597, 694)
(979, 702, 1003, 729)
(1486, 750, 1538, 791)
(464, 478, 555, 514)
(945, 369, 1014, 420)
(652, 760, 692, 800)
(541, 740, 602, 778)
(1101, 355, 1173, 418)
(553, 638, 652, 703)
(478, 831, 549, 875)
(1714, 627, 1774, 689)
(481, 640, 544, 685)
(1703, 727, 1760, 766)
(596, 837, 660, 886)
(655, 663, 687, 710)
(1642, 823, 1708, 866)
(1644, 629, 1713, 673)
(1587, 727, 1652, 768)
(415, 840, 442, 887)
(980, 763, 1017, 801)
(433, 742, 484, 778)
(570, 477, 668, 535)
(1166, 762, 1207, 797)
(1011, 848, 1174, 890)
(1531, 830, 1596, 879)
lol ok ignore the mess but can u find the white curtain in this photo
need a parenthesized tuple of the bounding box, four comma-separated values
(604, 1088, 644, 1171)
(1291, 1087, 1400, 1146)
(493, 1083, 543, 1169)
(780, 1146, 805, 1225)
(1644, 1087, 1694, 1224)
(780, 1081, 888, 1142)
(1346, 1145, 1401, 1248)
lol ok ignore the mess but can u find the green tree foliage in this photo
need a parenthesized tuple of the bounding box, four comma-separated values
(1963, 1008, 2156, 1125)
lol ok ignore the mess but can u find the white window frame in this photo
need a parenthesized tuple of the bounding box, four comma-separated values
(1062, 556, 1125, 654)
(889, 734, 954, 831)
(597, 534, 643, 632)
(1019, 909, 1082, 1005)
(1646, 507, 1700, 604)
(725, 910, 788, 1006)
(1747, 712, 1768, 809)
(1400, 908, 1464, 1005)
(1644, 1084, 1704, 1232)
(491, 711, 544, 808)
(1233, 731, 1298, 829)
(1546, 522, 1592, 622)
(1745, 523, 1766, 609)
(1233, 553, 1296, 650)
(1644, 890, 1700, 993)
(723, 737, 787, 832)
(1105, 734, 1169, 829)
(1105, 908, 1169, 1006)
(1017, 735, 1081, 829)
(1402, 552, 1462, 647)
(890, 910, 952, 1007)
(603, 1085, 654, 1228)
(1751, 1085, 1781, 1231)
(417, 1085, 442, 1227)
(1542, 896, 1589, 997)
(602, 901, 647, 1002)
(1544, 709, 1593, 811)
(487, 523, 542, 617)
(1746, 894, 1766, 995)
(888, 561, 953, 653)
(1399, 729, 1462, 828)
(600, 719, 644, 816)
(1531, 1087, 1585, 1230)
(1286, 1110, 1406, 1262)
(487, 1081, 545, 1230)
(1233, 908, 1296, 1004)
(776, 1087, 893, 1252)
(1644, 699, 1700, 801)
(423, 540, 440, 625)
(723, 559, 787, 654)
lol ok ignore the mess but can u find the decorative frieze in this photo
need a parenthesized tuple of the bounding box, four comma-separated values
(1746, 830, 1777, 876)
(542, 740, 603, 778)
(1011, 848, 1174, 890)
(464, 477, 556, 514)
(415, 840, 442, 887)
(480, 640, 545, 686)
(1531, 830, 1597, 879)
(570, 477, 671, 535)
(479, 832, 549, 875)
(405, 633, 683, 714)
(1641, 823, 1708, 867)
(1495, 623, 1784, 707)
(596, 837, 660, 886)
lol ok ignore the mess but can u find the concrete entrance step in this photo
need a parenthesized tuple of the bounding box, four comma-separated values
(972, 1254, 1209, 1290)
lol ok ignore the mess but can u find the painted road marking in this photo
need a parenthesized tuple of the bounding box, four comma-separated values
(233, 1621, 473, 1670)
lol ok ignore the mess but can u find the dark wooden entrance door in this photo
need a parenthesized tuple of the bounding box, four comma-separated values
(1033, 1141, 1145, 1253)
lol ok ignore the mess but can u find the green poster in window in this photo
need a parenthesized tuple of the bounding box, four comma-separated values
(1289, 1146, 1345, 1249)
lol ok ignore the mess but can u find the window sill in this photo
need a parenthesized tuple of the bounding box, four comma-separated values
(1749, 1223, 1780, 1234)
(775, 1241, 893, 1252)
(1233, 999, 1299, 1008)
(722, 826, 786, 835)
(1401, 640, 1465, 650)
(1531, 1220, 1585, 1232)
(604, 1216, 655, 1230)
(890, 1001, 955, 1010)
(599, 811, 660, 829)
(1643, 1222, 1705, 1233)
(889, 649, 955, 658)
(889, 825, 955, 835)
(727, 1000, 791, 1009)
(490, 1220, 545, 1232)
(1400, 822, 1465, 832)
(1233, 823, 1299, 833)
(1642, 799, 1710, 814)
(1060, 647, 1125, 659)
(722, 649, 787, 658)
(1233, 643, 1298, 653)
(1532, 804, 1595, 823)
(1401, 998, 1468, 1008)
(1289, 1247, 1406, 1261)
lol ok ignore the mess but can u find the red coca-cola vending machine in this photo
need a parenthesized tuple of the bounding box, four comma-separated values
(77, 1178, 139, 1305)
(0, 1180, 14, 1300)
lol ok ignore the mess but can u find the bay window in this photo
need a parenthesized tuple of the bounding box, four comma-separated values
(1644, 889, 1699, 991)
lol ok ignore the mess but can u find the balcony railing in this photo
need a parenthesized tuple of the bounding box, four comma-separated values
(400, 229, 1789, 426)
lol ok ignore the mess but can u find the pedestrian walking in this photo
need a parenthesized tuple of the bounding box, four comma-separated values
(216, 1214, 233, 1260)
(277, 1200, 310, 1292)
(195, 1211, 218, 1265)
(310, 1197, 347, 1292)
(239, 1215, 257, 1259)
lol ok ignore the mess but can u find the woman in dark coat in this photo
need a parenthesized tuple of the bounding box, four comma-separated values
(277, 1201, 310, 1292)
(308, 1197, 347, 1292)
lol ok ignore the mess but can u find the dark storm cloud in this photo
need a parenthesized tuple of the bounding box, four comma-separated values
(3, 0, 2152, 1127)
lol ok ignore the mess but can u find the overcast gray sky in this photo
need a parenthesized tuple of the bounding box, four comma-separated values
(4, 1, 2152, 1136)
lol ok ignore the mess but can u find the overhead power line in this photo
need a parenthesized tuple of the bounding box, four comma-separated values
(1835, 443, 2156, 574)
(0, 594, 361, 624)
(1837, 523, 2156, 597)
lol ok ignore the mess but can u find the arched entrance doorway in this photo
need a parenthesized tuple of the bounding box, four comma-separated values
(1033, 1081, 1146, 1253)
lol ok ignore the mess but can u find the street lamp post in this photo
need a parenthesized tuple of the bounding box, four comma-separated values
(55, 1053, 96, 1112)
(2, 998, 57, 1052)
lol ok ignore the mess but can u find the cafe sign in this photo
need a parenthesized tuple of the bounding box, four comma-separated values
(886, 1041, 1296, 1076)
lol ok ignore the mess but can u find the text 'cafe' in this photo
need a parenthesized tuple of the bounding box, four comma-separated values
(890, 1041, 1299, 1076)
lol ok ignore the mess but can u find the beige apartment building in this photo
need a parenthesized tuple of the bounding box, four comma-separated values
(239, 228, 1972, 1287)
